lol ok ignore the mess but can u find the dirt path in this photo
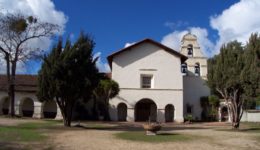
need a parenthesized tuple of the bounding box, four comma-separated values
(50, 122, 260, 150)
(0, 118, 259, 150)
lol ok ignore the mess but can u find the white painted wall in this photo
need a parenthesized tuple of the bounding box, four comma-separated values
(109, 42, 184, 122)
(112, 43, 183, 89)
(241, 110, 260, 122)
(183, 76, 210, 119)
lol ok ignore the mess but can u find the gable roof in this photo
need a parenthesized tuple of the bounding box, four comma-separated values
(107, 38, 188, 68)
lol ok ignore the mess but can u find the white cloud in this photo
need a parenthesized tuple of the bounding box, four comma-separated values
(210, 0, 260, 53)
(161, 27, 214, 57)
(0, 0, 67, 74)
(161, 30, 187, 51)
(164, 20, 189, 30)
(161, 0, 260, 57)
(94, 52, 111, 73)
(124, 42, 136, 48)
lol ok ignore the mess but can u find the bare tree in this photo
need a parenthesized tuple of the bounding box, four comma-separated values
(0, 12, 59, 117)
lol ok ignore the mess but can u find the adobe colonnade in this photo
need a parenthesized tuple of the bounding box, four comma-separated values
(0, 95, 62, 119)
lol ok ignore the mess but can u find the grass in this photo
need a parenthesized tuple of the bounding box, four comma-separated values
(115, 131, 194, 143)
(216, 122, 260, 133)
(0, 120, 59, 142)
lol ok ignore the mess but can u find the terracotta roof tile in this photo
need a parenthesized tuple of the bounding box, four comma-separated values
(0, 75, 37, 93)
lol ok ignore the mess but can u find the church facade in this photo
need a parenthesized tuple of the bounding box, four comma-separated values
(108, 33, 210, 122)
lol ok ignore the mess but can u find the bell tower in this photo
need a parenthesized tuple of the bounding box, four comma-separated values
(180, 33, 207, 79)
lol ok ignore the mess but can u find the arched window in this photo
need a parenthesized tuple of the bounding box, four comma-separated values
(194, 63, 200, 76)
(187, 44, 193, 56)
(181, 63, 188, 74)
(117, 103, 127, 121)
(165, 104, 174, 122)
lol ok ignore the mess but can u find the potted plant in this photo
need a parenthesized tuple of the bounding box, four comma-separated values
(142, 117, 161, 135)
(184, 114, 193, 124)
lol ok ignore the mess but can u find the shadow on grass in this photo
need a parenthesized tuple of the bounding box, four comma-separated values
(158, 133, 179, 136)
(0, 142, 23, 150)
(216, 127, 260, 133)
(215, 122, 260, 133)
(114, 131, 194, 142)
(71, 122, 207, 132)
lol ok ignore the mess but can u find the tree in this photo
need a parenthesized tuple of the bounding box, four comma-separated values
(241, 33, 260, 104)
(208, 95, 220, 120)
(200, 95, 220, 121)
(93, 79, 119, 121)
(37, 33, 99, 126)
(0, 12, 59, 117)
(207, 41, 245, 129)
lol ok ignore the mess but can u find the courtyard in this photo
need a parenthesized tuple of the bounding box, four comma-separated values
(0, 117, 259, 150)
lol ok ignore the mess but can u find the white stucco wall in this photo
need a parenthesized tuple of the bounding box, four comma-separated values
(183, 76, 210, 120)
(241, 110, 260, 122)
(109, 42, 184, 122)
(112, 43, 183, 89)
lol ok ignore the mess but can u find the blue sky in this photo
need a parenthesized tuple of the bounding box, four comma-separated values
(53, 0, 238, 56)
(1, 0, 260, 74)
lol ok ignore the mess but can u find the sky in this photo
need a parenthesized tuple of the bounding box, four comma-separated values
(0, 0, 260, 74)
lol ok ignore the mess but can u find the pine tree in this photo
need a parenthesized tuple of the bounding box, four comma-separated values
(37, 33, 99, 126)
(242, 33, 260, 102)
(208, 41, 244, 129)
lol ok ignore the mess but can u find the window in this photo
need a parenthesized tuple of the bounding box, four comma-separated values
(187, 44, 193, 57)
(186, 104, 193, 114)
(194, 63, 200, 76)
(141, 75, 153, 88)
(181, 63, 188, 74)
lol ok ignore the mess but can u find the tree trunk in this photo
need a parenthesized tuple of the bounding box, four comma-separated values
(10, 61, 17, 117)
(217, 88, 243, 129)
(55, 97, 69, 127)
(103, 99, 111, 121)
(63, 100, 75, 127)
(230, 91, 243, 129)
(92, 98, 99, 120)
(4, 53, 12, 116)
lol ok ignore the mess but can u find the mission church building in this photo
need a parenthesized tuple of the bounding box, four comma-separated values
(108, 33, 210, 122)
(0, 33, 210, 122)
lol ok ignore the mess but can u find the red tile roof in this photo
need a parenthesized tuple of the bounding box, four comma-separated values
(0, 75, 37, 93)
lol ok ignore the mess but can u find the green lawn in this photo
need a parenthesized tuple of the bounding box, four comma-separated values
(0, 121, 59, 142)
(115, 131, 194, 142)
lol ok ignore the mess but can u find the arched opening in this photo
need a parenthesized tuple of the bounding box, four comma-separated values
(42, 101, 57, 119)
(117, 103, 127, 121)
(187, 44, 193, 56)
(165, 104, 174, 122)
(181, 63, 188, 74)
(194, 63, 200, 76)
(135, 99, 157, 122)
(221, 106, 229, 122)
(20, 98, 34, 117)
(0, 97, 10, 115)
